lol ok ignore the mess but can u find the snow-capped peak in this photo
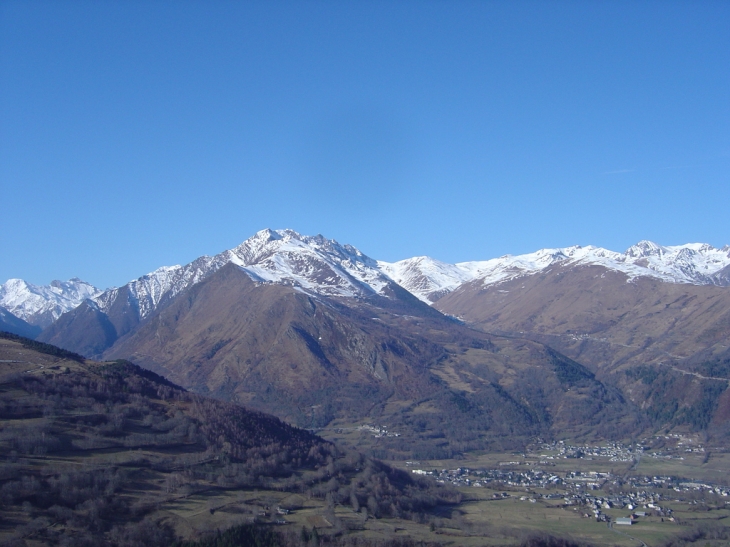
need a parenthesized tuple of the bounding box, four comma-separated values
(475, 242, 730, 286)
(625, 240, 666, 258)
(226, 229, 389, 298)
(377, 256, 474, 303)
(0, 277, 102, 327)
(90, 229, 393, 322)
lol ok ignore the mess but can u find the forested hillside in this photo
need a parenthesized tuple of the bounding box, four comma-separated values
(0, 333, 458, 546)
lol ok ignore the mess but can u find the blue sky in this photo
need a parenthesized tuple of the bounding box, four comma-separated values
(1, 1, 728, 289)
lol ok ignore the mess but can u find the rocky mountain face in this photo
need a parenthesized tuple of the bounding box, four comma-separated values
(435, 262, 730, 367)
(5, 231, 729, 447)
(38, 229, 400, 356)
(93, 228, 394, 320)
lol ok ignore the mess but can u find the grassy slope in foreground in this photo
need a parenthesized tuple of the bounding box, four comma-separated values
(0, 332, 458, 546)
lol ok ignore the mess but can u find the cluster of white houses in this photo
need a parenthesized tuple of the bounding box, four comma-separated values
(410, 464, 730, 525)
(539, 440, 640, 462)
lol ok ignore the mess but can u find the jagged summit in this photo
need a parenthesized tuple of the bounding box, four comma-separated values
(225, 228, 388, 297)
(82, 229, 393, 325)
(625, 240, 665, 258)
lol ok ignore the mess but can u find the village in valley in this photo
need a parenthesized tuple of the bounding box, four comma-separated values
(402, 435, 730, 529)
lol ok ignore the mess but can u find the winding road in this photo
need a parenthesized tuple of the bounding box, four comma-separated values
(658, 362, 730, 383)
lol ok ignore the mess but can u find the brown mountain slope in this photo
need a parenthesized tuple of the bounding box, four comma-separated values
(94, 264, 642, 456)
(103, 264, 443, 413)
(38, 283, 141, 356)
(434, 263, 730, 436)
(434, 263, 730, 370)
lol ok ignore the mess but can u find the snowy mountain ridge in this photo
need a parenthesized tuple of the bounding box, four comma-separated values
(91, 229, 392, 322)
(3, 232, 729, 326)
(0, 278, 102, 327)
(226, 228, 390, 297)
(377, 256, 474, 303)
(381, 241, 730, 302)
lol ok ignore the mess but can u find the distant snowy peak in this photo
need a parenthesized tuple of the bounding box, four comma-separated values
(625, 240, 666, 258)
(0, 277, 102, 327)
(93, 229, 393, 321)
(457, 241, 730, 291)
(619, 241, 730, 285)
(377, 257, 473, 303)
(379, 241, 730, 302)
(377, 247, 597, 302)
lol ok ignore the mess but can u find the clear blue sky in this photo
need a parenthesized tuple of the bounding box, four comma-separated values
(2, 1, 728, 289)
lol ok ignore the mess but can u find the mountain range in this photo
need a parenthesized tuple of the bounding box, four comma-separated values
(3, 229, 729, 453)
(4, 231, 729, 328)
